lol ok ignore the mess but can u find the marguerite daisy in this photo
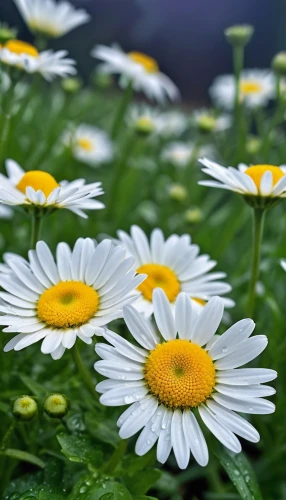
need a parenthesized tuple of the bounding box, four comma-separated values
(95, 291, 276, 469)
(91, 44, 179, 103)
(161, 142, 194, 168)
(210, 70, 275, 109)
(14, 0, 90, 38)
(155, 110, 188, 138)
(63, 125, 114, 168)
(126, 105, 160, 136)
(193, 109, 232, 133)
(116, 225, 233, 317)
(0, 159, 105, 218)
(0, 40, 76, 81)
(199, 158, 286, 208)
(0, 238, 146, 359)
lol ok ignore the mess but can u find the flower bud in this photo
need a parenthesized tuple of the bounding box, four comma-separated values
(0, 23, 18, 45)
(13, 395, 38, 421)
(92, 69, 113, 89)
(61, 77, 82, 93)
(184, 207, 203, 224)
(224, 24, 254, 47)
(272, 52, 286, 76)
(168, 183, 188, 201)
(134, 116, 154, 136)
(246, 136, 261, 155)
(43, 393, 70, 419)
(196, 114, 216, 134)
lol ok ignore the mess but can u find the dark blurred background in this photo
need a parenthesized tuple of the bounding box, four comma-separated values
(0, 0, 284, 102)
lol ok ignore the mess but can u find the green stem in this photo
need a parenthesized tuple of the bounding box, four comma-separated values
(1, 420, 16, 450)
(101, 439, 127, 474)
(233, 45, 246, 159)
(247, 208, 266, 317)
(31, 210, 43, 249)
(71, 344, 96, 397)
(111, 82, 133, 140)
(0, 113, 11, 167)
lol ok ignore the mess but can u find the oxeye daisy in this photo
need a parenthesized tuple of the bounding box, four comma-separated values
(94, 291, 276, 469)
(14, 0, 90, 38)
(126, 105, 160, 136)
(0, 39, 76, 81)
(210, 70, 275, 109)
(0, 159, 105, 218)
(155, 111, 188, 138)
(91, 44, 179, 103)
(0, 238, 146, 359)
(63, 125, 114, 168)
(193, 109, 232, 134)
(161, 142, 194, 168)
(116, 225, 233, 317)
(199, 158, 286, 209)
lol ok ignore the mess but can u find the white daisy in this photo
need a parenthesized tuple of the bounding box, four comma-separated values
(91, 44, 179, 104)
(63, 125, 114, 168)
(0, 159, 105, 219)
(199, 158, 286, 207)
(126, 105, 161, 135)
(161, 142, 195, 168)
(14, 0, 90, 38)
(155, 111, 188, 138)
(193, 109, 232, 133)
(0, 238, 146, 359)
(116, 225, 233, 318)
(94, 291, 276, 469)
(0, 40, 76, 81)
(210, 70, 275, 109)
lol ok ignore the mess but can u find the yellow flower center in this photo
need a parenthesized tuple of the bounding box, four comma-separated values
(17, 171, 60, 198)
(4, 39, 39, 58)
(240, 80, 262, 95)
(128, 51, 159, 73)
(145, 339, 215, 408)
(77, 138, 94, 151)
(136, 264, 180, 302)
(192, 298, 206, 306)
(37, 281, 99, 329)
(245, 164, 284, 189)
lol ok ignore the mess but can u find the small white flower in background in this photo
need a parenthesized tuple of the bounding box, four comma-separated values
(210, 70, 275, 109)
(0, 159, 105, 218)
(0, 40, 76, 81)
(0, 238, 146, 359)
(126, 105, 161, 135)
(91, 44, 180, 104)
(63, 125, 114, 168)
(161, 142, 194, 168)
(280, 259, 286, 271)
(199, 158, 286, 201)
(116, 225, 233, 318)
(95, 291, 276, 469)
(0, 205, 13, 220)
(193, 109, 232, 133)
(155, 110, 188, 138)
(14, 0, 90, 38)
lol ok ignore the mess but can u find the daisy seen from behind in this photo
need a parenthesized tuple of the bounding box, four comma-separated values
(95, 290, 276, 469)
(0, 159, 105, 218)
(14, 0, 90, 38)
(117, 225, 233, 317)
(92, 44, 179, 103)
(0, 238, 146, 359)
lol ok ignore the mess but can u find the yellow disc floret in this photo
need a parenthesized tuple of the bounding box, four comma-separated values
(5, 39, 39, 58)
(17, 171, 60, 198)
(128, 51, 159, 73)
(77, 138, 94, 151)
(37, 281, 99, 329)
(245, 164, 284, 189)
(145, 339, 215, 408)
(240, 80, 262, 94)
(137, 264, 180, 302)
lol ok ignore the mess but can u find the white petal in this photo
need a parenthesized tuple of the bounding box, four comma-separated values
(198, 405, 241, 453)
(215, 336, 268, 370)
(100, 382, 148, 406)
(119, 396, 158, 439)
(207, 400, 260, 443)
(123, 305, 159, 349)
(212, 393, 275, 414)
(156, 407, 173, 464)
(153, 288, 176, 340)
(135, 405, 164, 456)
(175, 293, 194, 340)
(182, 410, 209, 466)
(171, 409, 190, 469)
(216, 368, 277, 385)
(191, 296, 224, 346)
(208, 318, 255, 360)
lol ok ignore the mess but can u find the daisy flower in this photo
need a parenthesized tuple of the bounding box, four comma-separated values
(63, 125, 114, 168)
(199, 158, 286, 208)
(126, 105, 160, 135)
(91, 44, 179, 103)
(116, 225, 233, 317)
(161, 142, 194, 168)
(0, 238, 146, 359)
(193, 109, 232, 133)
(14, 0, 90, 38)
(0, 159, 105, 218)
(0, 39, 76, 81)
(210, 70, 275, 109)
(95, 291, 276, 469)
(155, 111, 188, 138)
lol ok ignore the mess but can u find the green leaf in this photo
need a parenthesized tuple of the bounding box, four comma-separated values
(85, 412, 120, 447)
(214, 448, 263, 500)
(127, 470, 162, 495)
(19, 374, 47, 397)
(56, 432, 102, 467)
(132, 496, 158, 500)
(0, 449, 45, 468)
(69, 479, 132, 500)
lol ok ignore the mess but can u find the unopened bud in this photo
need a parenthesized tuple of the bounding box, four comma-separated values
(44, 393, 70, 419)
(196, 114, 216, 134)
(224, 24, 254, 47)
(246, 136, 261, 155)
(13, 395, 38, 421)
(135, 116, 154, 136)
(0, 23, 18, 45)
(61, 77, 82, 93)
(168, 183, 187, 201)
(184, 207, 203, 224)
(272, 52, 286, 76)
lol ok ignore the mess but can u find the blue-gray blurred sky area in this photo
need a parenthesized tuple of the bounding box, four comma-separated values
(0, 0, 285, 102)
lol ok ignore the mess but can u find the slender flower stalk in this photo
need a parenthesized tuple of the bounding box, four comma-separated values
(1, 421, 16, 450)
(30, 209, 43, 249)
(0, 112, 11, 166)
(111, 82, 133, 139)
(71, 344, 96, 397)
(247, 208, 266, 317)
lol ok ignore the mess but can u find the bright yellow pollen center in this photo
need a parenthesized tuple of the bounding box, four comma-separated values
(16, 171, 60, 197)
(77, 138, 94, 151)
(137, 264, 180, 302)
(245, 165, 284, 189)
(5, 39, 39, 58)
(128, 51, 159, 73)
(37, 281, 99, 329)
(240, 80, 262, 94)
(145, 339, 215, 408)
